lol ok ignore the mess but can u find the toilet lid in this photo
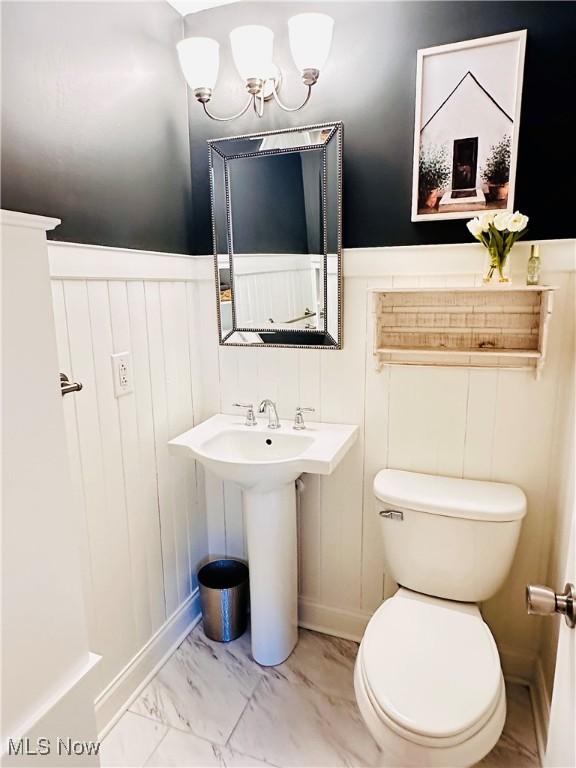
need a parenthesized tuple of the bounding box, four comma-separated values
(361, 589, 502, 741)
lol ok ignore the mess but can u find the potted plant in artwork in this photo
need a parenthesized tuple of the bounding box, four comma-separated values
(467, 210, 529, 283)
(418, 144, 450, 209)
(482, 135, 511, 202)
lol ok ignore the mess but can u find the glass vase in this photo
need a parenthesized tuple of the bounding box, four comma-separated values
(483, 249, 511, 285)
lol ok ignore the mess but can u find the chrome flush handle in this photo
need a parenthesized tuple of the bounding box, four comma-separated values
(233, 402, 257, 427)
(379, 509, 404, 521)
(526, 583, 575, 628)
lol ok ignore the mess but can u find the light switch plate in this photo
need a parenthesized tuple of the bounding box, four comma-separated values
(111, 352, 133, 397)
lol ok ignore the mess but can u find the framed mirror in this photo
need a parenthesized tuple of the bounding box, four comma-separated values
(208, 122, 343, 348)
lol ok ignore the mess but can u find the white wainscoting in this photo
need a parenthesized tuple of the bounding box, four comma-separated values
(198, 240, 576, 684)
(48, 239, 575, 734)
(48, 243, 212, 730)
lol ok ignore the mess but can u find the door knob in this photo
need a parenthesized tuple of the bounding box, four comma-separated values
(526, 583, 575, 628)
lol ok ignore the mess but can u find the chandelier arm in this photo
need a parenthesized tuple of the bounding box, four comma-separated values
(271, 83, 313, 113)
(201, 95, 253, 122)
(253, 91, 265, 118)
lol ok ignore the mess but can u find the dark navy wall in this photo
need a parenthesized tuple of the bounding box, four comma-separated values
(1, 1, 193, 253)
(185, 1, 576, 254)
(2, 2, 574, 254)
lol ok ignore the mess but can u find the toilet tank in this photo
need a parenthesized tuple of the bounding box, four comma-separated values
(374, 470, 527, 602)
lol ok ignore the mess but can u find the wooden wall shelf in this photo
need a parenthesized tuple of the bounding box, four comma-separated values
(372, 286, 556, 378)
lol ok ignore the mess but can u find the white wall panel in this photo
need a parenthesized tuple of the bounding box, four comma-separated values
(159, 281, 197, 601)
(109, 281, 166, 640)
(462, 368, 499, 479)
(144, 281, 180, 617)
(51, 280, 100, 680)
(61, 279, 136, 687)
(49, 246, 209, 703)
(124, 281, 167, 632)
(318, 276, 368, 611)
(361, 276, 393, 611)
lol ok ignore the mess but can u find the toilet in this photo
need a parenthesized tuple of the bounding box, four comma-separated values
(354, 469, 527, 768)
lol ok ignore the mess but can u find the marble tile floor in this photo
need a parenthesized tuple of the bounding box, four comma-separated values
(100, 623, 540, 768)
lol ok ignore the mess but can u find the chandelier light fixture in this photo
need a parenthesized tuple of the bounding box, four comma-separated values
(177, 13, 334, 121)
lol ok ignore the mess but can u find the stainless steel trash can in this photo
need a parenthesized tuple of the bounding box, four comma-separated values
(198, 559, 249, 642)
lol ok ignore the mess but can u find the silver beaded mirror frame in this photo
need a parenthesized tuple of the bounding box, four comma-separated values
(208, 121, 343, 348)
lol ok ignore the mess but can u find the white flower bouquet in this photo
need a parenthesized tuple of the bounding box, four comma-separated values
(466, 211, 529, 283)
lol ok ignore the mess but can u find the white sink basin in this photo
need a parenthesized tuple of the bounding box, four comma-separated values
(169, 412, 358, 666)
(169, 413, 358, 492)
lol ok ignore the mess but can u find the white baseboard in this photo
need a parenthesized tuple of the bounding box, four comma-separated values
(298, 597, 372, 643)
(95, 589, 201, 738)
(530, 655, 551, 764)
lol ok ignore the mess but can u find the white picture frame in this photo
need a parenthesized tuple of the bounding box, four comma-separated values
(411, 30, 527, 222)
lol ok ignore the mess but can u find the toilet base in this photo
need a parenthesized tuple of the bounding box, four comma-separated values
(354, 658, 506, 768)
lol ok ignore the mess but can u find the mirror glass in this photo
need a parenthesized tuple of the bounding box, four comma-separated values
(209, 123, 342, 348)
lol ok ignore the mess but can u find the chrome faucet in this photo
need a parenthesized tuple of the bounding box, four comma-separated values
(258, 399, 281, 429)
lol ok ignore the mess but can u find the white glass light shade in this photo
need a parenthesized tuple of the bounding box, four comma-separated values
(177, 37, 219, 90)
(288, 13, 334, 71)
(230, 25, 274, 81)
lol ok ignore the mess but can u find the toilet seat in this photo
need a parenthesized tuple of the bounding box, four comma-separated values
(358, 589, 503, 748)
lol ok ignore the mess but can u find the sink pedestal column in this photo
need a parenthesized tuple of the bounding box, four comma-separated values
(243, 482, 298, 666)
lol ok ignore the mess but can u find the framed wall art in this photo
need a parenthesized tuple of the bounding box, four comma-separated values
(411, 30, 527, 222)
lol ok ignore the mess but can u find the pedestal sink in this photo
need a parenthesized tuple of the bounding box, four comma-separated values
(169, 413, 358, 666)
